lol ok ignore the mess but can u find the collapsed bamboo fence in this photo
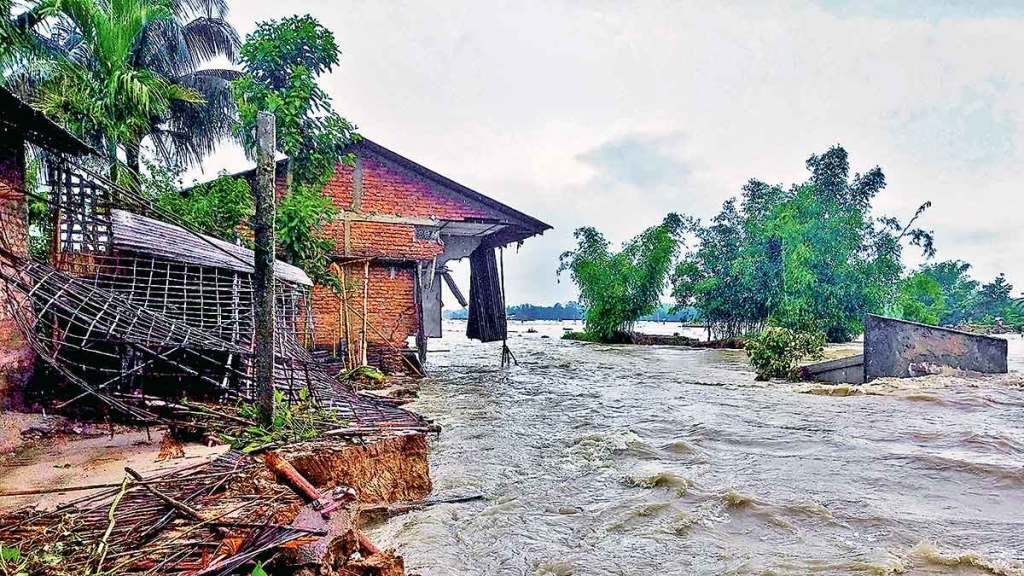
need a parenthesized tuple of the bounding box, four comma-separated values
(0, 450, 319, 575)
(0, 152, 431, 434)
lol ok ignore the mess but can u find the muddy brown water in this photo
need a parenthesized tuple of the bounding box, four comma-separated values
(369, 321, 1024, 575)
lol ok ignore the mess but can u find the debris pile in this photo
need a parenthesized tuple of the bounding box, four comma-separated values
(0, 449, 410, 575)
(0, 90, 438, 575)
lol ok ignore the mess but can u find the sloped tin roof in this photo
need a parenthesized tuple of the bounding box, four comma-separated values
(110, 209, 312, 286)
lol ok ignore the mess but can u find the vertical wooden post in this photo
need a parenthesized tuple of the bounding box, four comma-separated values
(253, 111, 276, 424)
(414, 264, 427, 367)
(361, 260, 369, 366)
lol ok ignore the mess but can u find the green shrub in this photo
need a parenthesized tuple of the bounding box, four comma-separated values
(222, 389, 340, 452)
(561, 331, 603, 342)
(558, 214, 691, 341)
(745, 327, 824, 380)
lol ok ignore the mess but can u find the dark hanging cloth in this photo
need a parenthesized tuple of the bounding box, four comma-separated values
(466, 245, 507, 343)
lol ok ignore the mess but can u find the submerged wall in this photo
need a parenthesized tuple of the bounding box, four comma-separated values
(863, 314, 1007, 381)
(800, 354, 865, 385)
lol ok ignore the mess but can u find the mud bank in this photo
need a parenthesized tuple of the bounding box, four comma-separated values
(0, 413, 434, 575)
(562, 330, 744, 348)
(283, 433, 432, 505)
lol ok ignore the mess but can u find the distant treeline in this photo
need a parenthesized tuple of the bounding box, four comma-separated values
(444, 302, 700, 322)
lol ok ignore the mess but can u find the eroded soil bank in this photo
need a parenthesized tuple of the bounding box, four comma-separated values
(0, 414, 433, 575)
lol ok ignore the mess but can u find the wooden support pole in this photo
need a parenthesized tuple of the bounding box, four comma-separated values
(414, 264, 427, 367)
(253, 111, 276, 424)
(361, 260, 369, 366)
(340, 265, 354, 368)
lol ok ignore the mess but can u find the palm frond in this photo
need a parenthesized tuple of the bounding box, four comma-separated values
(182, 16, 238, 63)
(171, 0, 229, 20)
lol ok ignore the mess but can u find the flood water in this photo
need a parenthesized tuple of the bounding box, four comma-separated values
(369, 320, 1024, 575)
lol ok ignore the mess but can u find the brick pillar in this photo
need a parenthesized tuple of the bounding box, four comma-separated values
(0, 134, 34, 410)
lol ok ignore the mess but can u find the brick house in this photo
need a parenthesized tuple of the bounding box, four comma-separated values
(0, 86, 96, 408)
(232, 139, 551, 373)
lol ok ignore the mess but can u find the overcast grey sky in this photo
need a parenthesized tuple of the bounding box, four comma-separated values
(193, 0, 1024, 306)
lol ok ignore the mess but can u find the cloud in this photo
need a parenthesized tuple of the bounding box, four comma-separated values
(192, 1, 1024, 305)
(817, 0, 1024, 20)
(576, 132, 692, 189)
(892, 84, 1018, 167)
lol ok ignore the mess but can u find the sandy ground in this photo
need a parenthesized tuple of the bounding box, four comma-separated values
(0, 412, 226, 511)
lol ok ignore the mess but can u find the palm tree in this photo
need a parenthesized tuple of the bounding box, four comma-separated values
(10, 0, 239, 174)
(121, 0, 239, 171)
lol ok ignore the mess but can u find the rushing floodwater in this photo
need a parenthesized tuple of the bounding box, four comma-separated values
(369, 320, 1024, 576)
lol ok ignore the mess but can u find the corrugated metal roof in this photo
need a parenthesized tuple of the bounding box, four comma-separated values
(110, 209, 312, 286)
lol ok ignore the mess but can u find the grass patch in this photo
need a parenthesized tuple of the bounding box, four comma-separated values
(221, 389, 343, 453)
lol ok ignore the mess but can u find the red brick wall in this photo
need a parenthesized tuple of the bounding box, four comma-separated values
(356, 155, 489, 219)
(288, 146, 497, 372)
(315, 150, 493, 261)
(347, 221, 442, 260)
(311, 262, 417, 372)
(0, 136, 34, 409)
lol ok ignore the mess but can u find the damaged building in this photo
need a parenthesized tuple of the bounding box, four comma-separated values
(223, 140, 551, 373)
(0, 84, 432, 432)
(0, 85, 443, 574)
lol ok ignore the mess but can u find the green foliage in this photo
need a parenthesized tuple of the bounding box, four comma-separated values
(673, 146, 934, 342)
(24, 156, 51, 260)
(12, 0, 239, 173)
(232, 15, 358, 284)
(899, 262, 1023, 328)
(558, 214, 691, 341)
(892, 271, 947, 325)
(745, 327, 824, 381)
(561, 330, 603, 343)
(224, 389, 340, 453)
(276, 185, 338, 286)
(31, 0, 206, 179)
(250, 562, 270, 576)
(0, 543, 28, 576)
(0, 541, 67, 576)
(147, 167, 253, 241)
(0, 0, 36, 77)
(975, 273, 1014, 322)
(339, 365, 385, 383)
(915, 260, 980, 326)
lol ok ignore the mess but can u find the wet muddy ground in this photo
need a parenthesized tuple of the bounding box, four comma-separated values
(370, 321, 1024, 575)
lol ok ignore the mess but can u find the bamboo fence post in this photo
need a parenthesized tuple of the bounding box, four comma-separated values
(361, 260, 369, 366)
(340, 264, 354, 368)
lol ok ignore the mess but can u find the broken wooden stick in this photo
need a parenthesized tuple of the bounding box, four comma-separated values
(359, 493, 484, 523)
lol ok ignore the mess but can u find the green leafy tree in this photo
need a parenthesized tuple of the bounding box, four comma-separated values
(916, 260, 979, 326)
(674, 145, 934, 342)
(558, 214, 690, 341)
(745, 327, 824, 380)
(232, 15, 358, 283)
(144, 164, 253, 241)
(8, 0, 239, 174)
(975, 273, 1014, 322)
(26, 0, 201, 184)
(892, 271, 947, 325)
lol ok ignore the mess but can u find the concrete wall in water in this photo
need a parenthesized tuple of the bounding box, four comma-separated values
(800, 354, 865, 384)
(863, 314, 1007, 381)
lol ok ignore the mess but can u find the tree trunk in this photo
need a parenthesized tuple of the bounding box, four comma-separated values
(253, 112, 277, 425)
(126, 142, 141, 178)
